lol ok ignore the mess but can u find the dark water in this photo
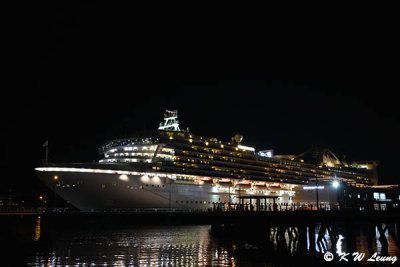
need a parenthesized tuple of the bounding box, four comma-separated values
(3, 216, 400, 266)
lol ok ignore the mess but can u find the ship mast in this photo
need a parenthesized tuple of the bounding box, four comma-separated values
(158, 110, 181, 131)
(43, 140, 49, 164)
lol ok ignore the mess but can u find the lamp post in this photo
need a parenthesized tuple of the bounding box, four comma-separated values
(332, 180, 340, 210)
(227, 184, 230, 210)
(53, 175, 58, 211)
(238, 182, 242, 210)
(315, 177, 319, 210)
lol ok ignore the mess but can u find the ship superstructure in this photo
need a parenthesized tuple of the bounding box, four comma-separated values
(35, 110, 378, 210)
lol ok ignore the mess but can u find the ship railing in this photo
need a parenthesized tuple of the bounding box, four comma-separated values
(37, 208, 212, 214)
(220, 202, 399, 213)
(0, 207, 46, 215)
(2, 203, 396, 214)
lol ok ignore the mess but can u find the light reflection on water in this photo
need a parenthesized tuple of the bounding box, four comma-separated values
(26, 217, 399, 266)
(34, 216, 41, 242)
(28, 225, 234, 266)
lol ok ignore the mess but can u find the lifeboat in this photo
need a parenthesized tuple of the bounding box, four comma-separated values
(235, 181, 251, 192)
(236, 183, 251, 189)
(253, 182, 267, 190)
(217, 178, 233, 187)
(234, 188, 247, 193)
(198, 177, 213, 184)
(267, 183, 281, 189)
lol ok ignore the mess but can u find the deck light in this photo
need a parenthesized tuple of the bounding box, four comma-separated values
(332, 180, 339, 188)
(119, 174, 129, 181)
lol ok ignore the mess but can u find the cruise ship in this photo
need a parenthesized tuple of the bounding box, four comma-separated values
(35, 110, 379, 211)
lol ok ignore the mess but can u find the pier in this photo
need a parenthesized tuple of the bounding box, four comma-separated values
(2, 205, 399, 239)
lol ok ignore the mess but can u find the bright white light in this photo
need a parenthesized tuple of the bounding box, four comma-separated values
(257, 150, 273, 158)
(140, 175, 150, 183)
(336, 235, 344, 255)
(152, 176, 161, 184)
(119, 174, 129, 181)
(303, 186, 325, 190)
(238, 145, 255, 152)
(35, 167, 209, 181)
(332, 180, 339, 188)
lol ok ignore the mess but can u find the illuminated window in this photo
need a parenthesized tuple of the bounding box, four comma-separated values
(380, 193, 386, 200)
(373, 192, 379, 200)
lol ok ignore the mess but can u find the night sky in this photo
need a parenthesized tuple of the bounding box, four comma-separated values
(2, 3, 399, 199)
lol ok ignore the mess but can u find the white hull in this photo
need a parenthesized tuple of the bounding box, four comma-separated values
(36, 166, 339, 211)
(36, 170, 296, 211)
